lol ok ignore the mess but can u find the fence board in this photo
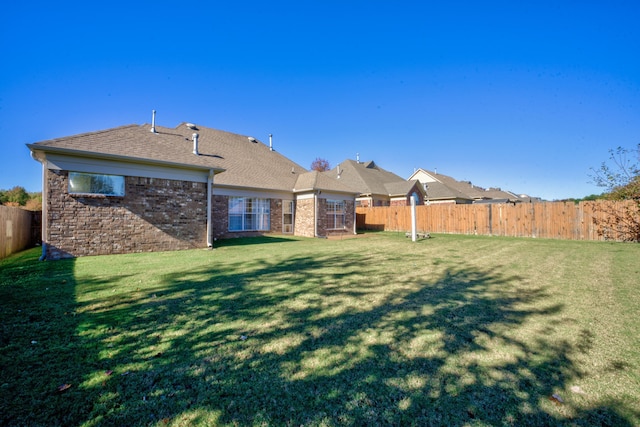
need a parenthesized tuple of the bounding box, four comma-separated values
(356, 201, 639, 241)
(0, 206, 39, 259)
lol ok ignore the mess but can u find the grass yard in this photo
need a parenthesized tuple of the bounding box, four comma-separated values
(1, 233, 639, 426)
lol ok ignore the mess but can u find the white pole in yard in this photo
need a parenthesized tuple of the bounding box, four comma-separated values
(411, 196, 417, 242)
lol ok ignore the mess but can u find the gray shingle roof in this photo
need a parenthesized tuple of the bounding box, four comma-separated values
(413, 169, 522, 202)
(326, 159, 415, 197)
(424, 181, 473, 201)
(29, 122, 353, 193)
(294, 171, 359, 194)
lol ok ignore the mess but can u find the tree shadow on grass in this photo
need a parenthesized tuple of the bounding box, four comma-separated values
(1, 245, 638, 426)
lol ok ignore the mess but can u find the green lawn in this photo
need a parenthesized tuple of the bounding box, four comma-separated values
(1, 233, 639, 426)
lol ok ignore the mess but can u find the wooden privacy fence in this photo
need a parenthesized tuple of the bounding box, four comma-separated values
(356, 201, 639, 241)
(0, 205, 41, 260)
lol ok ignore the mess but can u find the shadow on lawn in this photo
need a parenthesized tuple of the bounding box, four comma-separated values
(0, 250, 92, 425)
(2, 245, 637, 426)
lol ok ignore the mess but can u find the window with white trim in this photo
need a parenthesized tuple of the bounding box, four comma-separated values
(229, 197, 270, 231)
(326, 200, 346, 229)
(68, 172, 125, 196)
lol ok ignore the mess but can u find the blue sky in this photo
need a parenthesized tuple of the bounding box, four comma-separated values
(1, 1, 638, 200)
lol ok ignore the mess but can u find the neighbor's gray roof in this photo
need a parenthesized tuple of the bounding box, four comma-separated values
(326, 159, 420, 197)
(416, 169, 520, 202)
(28, 123, 351, 193)
(424, 181, 473, 201)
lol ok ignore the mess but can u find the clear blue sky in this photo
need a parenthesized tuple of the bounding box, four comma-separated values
(1, 1, 638, 200)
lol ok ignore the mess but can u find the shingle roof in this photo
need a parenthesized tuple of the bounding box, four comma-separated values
(326, 159, 416, 197)
(413, 169, 521, 202)
(424, 181, 473, 201)
(294, 171, 359, 194)
(28, 122, 348, 193)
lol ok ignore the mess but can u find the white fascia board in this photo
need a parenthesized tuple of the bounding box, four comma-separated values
(295, 192, 315, 200)
(213, 185, 293, 200)
(317, 191, 357, 200)
(43, 152, 212, 183)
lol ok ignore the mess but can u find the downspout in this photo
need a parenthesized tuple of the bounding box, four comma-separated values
(353, 198, 357, 235)
(30, 151, 47, 260)
(206, 170, 213, 248)
(314, 191, 319, 237)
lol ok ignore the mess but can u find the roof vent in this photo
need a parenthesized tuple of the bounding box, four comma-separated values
(151, 110, 157, 133)
(269, 134, 274, 151)
(248, 136, 257, 143)
(192, 133, 200, 155)
(186, 123, 198, 130)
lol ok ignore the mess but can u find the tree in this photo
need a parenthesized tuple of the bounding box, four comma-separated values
(589, 144, 640, 242)
(310, 157, 331, 172)
(1, 186, 30, 206)
(590, 144, 640, 200)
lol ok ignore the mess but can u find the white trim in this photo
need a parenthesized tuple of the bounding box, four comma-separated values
(295, 193, 315, 201)
(43, 153, 211, 183)
(213, 186, 293, 200)
(282, 199, 294, 234)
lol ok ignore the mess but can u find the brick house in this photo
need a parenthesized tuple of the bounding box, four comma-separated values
(325, 159, 427, 207)
(28, 121, 358, 259)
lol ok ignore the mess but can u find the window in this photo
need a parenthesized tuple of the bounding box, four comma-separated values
(69, 172, 125, 196)
(229, 197, 270, 231)
(283, 200, 294, 233)
(327, 200, 346, 229)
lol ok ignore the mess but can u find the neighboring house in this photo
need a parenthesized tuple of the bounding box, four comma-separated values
(408, 168, 528, 204)
(326, 159, 427, 207)
(27, 121, 358, 259)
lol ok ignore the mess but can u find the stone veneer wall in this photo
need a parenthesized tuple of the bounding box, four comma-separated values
(45, 170, 208, 259)
(294, 198, 315, 237)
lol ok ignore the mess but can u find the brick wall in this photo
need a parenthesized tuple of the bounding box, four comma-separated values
(269, 199, 280, 234)
(45, 170, 208, 259)
(211, 195, 291, 239)
(322, 199, 356, 237)
(211, 195, 229, 240)
(293, 197, 356, 238)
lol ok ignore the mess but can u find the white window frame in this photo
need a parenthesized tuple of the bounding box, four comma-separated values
(326, 199, 346, 230)
(229, 197, 271, 231)
(282, 200, 294, 233)
(68, 172, 125, 196)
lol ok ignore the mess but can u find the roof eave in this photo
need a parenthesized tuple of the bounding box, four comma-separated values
(27, 144, 225, 174)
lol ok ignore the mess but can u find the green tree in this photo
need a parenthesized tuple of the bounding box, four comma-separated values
(589, 144, 640, 242)
(1, 186, 30, 206)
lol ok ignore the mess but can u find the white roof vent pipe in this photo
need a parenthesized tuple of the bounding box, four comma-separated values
(269, 133, 274, 151)
(151, 110, 157, 133)
(192, 133, 200, 155)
